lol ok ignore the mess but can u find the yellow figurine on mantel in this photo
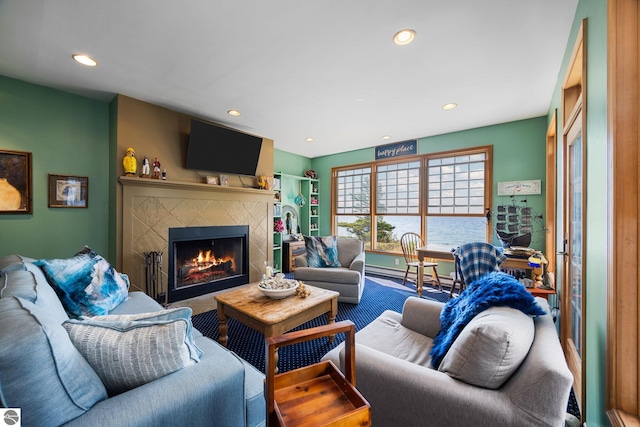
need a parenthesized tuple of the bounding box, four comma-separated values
(123, 147, 137, 176)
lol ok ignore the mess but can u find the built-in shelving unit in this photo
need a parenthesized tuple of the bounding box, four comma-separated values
(273, 173, 283, 273)
(272, 172, 321, 270)
(301, 178, 319, 236)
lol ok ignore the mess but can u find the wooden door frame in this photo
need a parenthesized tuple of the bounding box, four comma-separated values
(607, 0, 640, 424)
(561, 20, 587, 420)
(546, 110, 557, 275)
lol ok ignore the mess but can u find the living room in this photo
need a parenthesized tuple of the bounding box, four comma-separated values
(0, 1, 633, 426)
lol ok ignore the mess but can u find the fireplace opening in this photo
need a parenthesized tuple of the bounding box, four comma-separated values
(168, 225, 249, 302)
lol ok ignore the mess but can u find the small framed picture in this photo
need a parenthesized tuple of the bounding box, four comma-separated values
(220, 175, 229, 186)
(274, 203, 281, 217)
(48, 174, 88, 208)
(206, 176, 219, 185)
(0, 149, 32, 214)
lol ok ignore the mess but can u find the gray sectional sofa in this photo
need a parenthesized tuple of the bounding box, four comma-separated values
(0, 255, 265, 427)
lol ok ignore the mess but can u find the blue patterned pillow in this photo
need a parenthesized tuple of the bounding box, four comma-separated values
(304, 236, 341, 268)
(35, 246, 130, 317)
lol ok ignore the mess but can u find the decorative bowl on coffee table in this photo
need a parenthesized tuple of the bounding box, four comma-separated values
(258, 279, 299, 299)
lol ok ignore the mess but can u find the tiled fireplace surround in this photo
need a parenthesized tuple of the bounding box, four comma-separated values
(119, 177, 273, 308)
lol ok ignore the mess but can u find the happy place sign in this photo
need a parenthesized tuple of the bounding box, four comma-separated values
(375, 140, 417, 160)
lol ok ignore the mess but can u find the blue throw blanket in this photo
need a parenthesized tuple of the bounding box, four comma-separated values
(430, 271, 546, 368)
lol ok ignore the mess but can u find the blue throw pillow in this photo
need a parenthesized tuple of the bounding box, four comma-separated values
(35, 246, 130, 317)
(304, 236, 341, 268)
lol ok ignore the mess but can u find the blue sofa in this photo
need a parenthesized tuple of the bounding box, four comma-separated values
(0, 255, 265, 427)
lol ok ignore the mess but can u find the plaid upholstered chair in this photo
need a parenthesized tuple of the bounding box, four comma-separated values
(451, 242, 507, 297)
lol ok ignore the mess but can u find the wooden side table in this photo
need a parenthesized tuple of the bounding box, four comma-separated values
(265, 320, 371, 426)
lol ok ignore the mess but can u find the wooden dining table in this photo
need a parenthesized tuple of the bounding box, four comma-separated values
(415, 244, 555, 299)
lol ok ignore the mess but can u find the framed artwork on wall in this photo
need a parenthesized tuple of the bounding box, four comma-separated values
(0, 149, 32, 214)
(48, 174, 88, 208)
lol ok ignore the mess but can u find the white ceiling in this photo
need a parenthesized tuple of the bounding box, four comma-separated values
(0, 0, 578, 158)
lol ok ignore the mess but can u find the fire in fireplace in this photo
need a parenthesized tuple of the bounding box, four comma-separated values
(168, 225, 249, 302)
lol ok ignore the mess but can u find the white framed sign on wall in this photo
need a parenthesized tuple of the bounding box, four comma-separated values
(497, 180, 541, 196)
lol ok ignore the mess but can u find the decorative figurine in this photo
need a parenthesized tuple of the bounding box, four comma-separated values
(122, 147, 137, 176)
(140, 156, 150, 177)
(152, 157, 161, 179)
(257, 175, 271, 190)
(285, 212, 292, 234)
(162, 169, 167, 180)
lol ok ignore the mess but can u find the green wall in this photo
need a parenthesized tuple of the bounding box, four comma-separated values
(307, 117, 548, 272)
(0, 76, 111, 259)
(547, 1, 608, 425)
(274, 149, 312, 176)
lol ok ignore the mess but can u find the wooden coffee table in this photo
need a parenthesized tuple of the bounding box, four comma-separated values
(214, 284, 339, 355)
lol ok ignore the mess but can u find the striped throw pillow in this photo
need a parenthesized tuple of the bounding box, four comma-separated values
(63, 308, 201, 395)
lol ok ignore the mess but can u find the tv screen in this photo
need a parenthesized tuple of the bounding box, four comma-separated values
(185, 119, 263, 176)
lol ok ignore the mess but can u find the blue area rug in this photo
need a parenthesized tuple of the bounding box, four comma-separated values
(192, 274, 448, 373)
(192, 273, 580, 419)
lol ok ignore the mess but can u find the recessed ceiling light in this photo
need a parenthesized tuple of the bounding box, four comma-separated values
(381, 135, 392, 140)
(393, 29, 416, 46)
(227, 109, 241, 117)
(72, 54, 98, 67)
(305, 137, 315, 143)
(442, 103, 458, 110)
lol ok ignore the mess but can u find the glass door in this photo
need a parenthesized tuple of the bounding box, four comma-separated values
(563, 109, 585, 416)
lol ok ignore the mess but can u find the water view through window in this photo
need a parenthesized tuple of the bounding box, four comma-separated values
(337, 215, 487, 250)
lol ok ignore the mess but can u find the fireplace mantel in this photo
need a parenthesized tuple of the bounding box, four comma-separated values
(118, 176, 274, 298)
(119, 176, 272, 196)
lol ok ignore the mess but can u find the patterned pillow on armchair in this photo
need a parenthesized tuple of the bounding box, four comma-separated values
(304, 236, 341, 268)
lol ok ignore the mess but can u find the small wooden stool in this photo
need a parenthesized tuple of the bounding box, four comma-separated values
(265, 320, 371, 426)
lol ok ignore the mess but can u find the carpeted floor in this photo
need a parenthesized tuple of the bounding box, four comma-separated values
(191, 274, 580, 419)
(192, 274, 448, 373)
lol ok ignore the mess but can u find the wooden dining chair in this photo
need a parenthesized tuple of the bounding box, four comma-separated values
(400, 232, 442, 291)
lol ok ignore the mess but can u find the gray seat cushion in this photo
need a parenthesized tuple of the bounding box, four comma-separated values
(346, 309, 434, 368)
(293, 267, 361, 285)
(194, 337, 266, 427)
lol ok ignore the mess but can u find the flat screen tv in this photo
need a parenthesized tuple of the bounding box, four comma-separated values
(185, 119, 263, 177)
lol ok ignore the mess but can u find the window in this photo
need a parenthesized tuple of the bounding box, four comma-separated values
(377, 161, 420, 214)
(332, 147, 491, 253)
(335, 167, 372, 249)
(427, 154, 486, 214)
(375, 161, 421, 251)
(425, 151, 490, 247)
